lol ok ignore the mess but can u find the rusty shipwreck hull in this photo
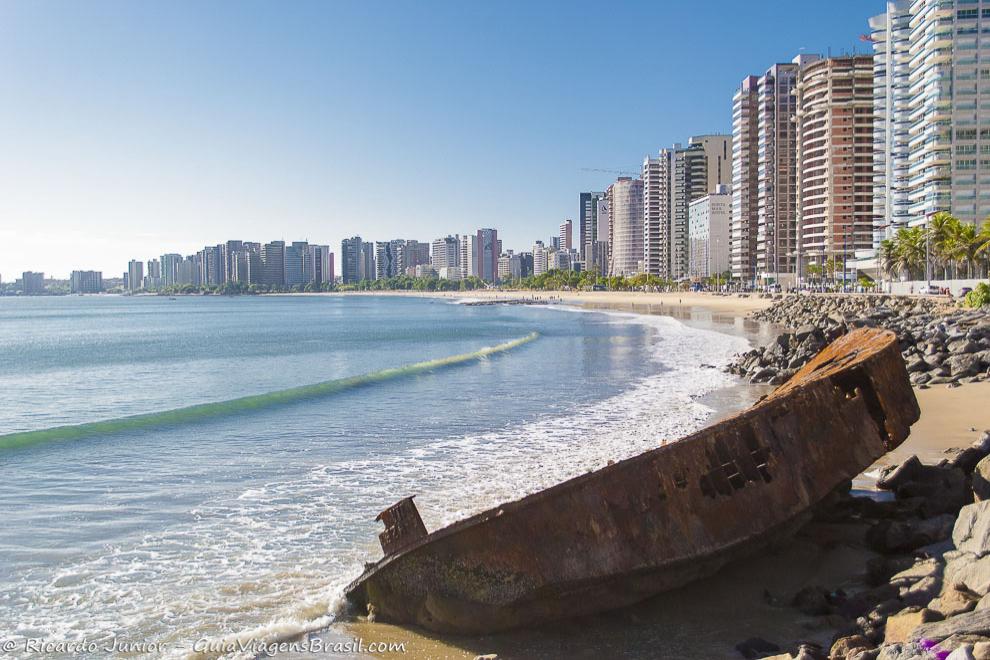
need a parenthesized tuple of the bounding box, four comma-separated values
(344, 328, 920, 634)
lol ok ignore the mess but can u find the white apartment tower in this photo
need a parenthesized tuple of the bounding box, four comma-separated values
(870, 0, 990, 241)
(642, 150, 672, 277)
(689, 185, 732, 279)
(731, 75, 760, 283)
(870, 1, 913, 246)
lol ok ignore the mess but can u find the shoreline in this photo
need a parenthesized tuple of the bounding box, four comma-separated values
(297, 290, 990, 659)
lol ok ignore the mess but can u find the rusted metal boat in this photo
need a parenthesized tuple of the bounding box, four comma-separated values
(344, 328, 920, 633)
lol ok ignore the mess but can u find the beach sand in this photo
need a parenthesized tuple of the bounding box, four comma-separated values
(299, 291, 988, 659)
(343, 288, 775, 317)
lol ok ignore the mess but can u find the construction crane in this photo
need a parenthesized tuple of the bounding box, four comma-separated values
(580, 167, 639, 177)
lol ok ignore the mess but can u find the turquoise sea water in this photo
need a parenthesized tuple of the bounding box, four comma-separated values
(0, 295, 749, 657)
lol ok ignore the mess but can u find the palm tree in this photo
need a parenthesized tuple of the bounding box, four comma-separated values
(878, 239, 899, 281)
(927, 211, 960, 279)
(976, 220, 990, 278)
(949, 221, 986, 278)
(893, 227, 927, 280)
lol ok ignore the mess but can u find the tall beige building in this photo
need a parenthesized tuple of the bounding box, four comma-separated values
(607, 177, 644, 276)
(795, 55, 876, 273)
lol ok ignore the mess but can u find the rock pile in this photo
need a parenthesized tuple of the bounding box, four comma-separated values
(747, 431, 990, 660)
(727, 295, 990, 388)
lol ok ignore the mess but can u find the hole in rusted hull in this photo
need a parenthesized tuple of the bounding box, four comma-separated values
(741, 423, 773, 483)
(833, 367, 891, 446)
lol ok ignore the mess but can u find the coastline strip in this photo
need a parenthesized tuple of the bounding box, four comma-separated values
(0, 332, 539, 451)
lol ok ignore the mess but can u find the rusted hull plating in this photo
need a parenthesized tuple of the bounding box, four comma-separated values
(344, 328, 920, 633)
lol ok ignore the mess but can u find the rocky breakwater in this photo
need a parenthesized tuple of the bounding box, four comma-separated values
(727, 295, 990, 389)
(741, 431, 990, 660)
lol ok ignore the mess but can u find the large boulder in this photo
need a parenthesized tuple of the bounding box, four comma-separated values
(974, 458, 990, 502)
(946, 553, 990, 596)
(955, 502, 990, 557)
(949, 354, 985, 377)
(930, 583, 982, 617)
(867, 515, 956, 554)
(912, 609, 990, 643)
(885, 607, 939, 644)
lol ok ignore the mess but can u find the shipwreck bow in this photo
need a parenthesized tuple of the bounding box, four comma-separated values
(345, 327, 920, 633)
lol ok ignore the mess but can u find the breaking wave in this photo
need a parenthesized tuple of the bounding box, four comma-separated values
(0, 332, 539, 452)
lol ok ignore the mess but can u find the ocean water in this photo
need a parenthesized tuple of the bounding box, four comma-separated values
(0, 295, 750, 658)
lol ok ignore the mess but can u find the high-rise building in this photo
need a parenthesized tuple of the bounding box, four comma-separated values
(431, 236, 460, 271)
(70, 270, 103, 294)
(578, 192, 606, 265)
(642, 150, 672, 277)
(374, 240, 405, 280)
(689, 186, 732, 279)
(261, 241, 285, 286)
(458, 234, 478, 280)
(285, 242, 307, 286)
(127, 260, 144, 291)
(475, 228, 499, 282)
(21, 271, 45, 295)
(643, 136, 731, 279)
(870, 2, 912, 249)
(340, 237, 363, 284)
(177, 254, 201, 286)
(401, 240, 431, 273)
(532, 241, 548, 276)
(607, 176, 644, 276)
(731, 56, 820, 285)
(755, 59, 814, 285)
(360, 242, 375, 281)
(497, 251, 522, 281)
(868, 0, 990, 252)
(199, 245, 225, 286)
(558, 220, 573, 251)
(672, 136, 732, 279)
(518, 252, 534, 278)
(795, 55, 876, 273)
(143, 258, 161, 291)
(305, 244, 333, 284)
(731, 75, 760, 283)
(224, 240, 243, 281)
(160, 253, 182, 288)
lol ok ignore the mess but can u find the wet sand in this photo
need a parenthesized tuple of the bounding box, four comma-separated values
(295, 292, 987, 659)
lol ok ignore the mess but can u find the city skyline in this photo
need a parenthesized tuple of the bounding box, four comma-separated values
(0, 1, 871, 277)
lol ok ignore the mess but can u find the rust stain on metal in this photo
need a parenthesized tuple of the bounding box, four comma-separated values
(346, 328, 920, 634)
(375, 496, 428, 557)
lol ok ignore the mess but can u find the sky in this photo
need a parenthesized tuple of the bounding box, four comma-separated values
(0, 1, 879, 278)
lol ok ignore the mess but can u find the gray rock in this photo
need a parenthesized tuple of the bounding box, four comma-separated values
(955, 502, 990, 558)
(975, 458, 990, 502)
(912, 609, 990, 643)
(868, 515, 955, 554)
(878, 456, 923, 491)
(949, 354, 984, 377)
(946, 553, 990, 596)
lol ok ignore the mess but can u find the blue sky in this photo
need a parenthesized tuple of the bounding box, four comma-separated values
(0, 0, 878, 277)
